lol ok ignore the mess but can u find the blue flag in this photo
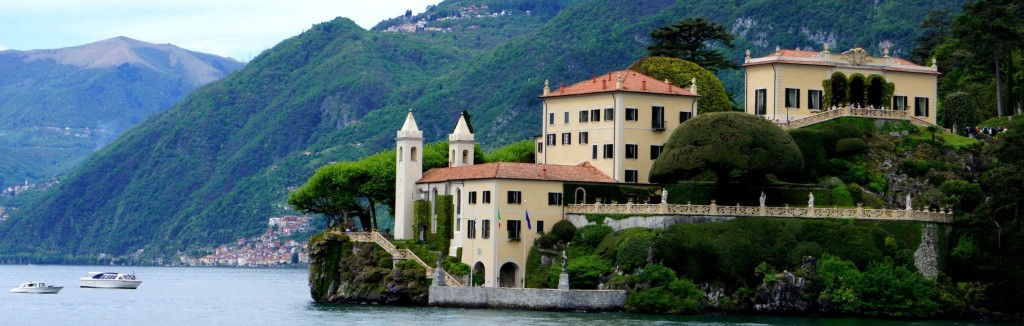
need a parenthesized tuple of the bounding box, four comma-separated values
(525, 209, 532, 230)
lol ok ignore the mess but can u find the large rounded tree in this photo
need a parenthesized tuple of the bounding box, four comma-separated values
(628, 56, 733, 113)
(649, 112, 803, 185)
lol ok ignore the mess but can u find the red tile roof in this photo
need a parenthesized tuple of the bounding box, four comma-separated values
(892, 57, 921, 66)
(418, 162, 617, 184)
(543, 70, 699, 98)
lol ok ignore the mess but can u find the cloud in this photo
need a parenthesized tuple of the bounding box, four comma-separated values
(0, 44, 7, 51)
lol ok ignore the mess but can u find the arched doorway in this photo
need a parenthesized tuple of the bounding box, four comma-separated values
(849, 75, 865, 107)
(498, 262, 518, 288)
(574, 187, 587, 204)
(472, 262, 485, 287)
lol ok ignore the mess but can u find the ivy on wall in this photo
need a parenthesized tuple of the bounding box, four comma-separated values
(825, 72, 849, 107)
(413, 200, 431, 242)
(436, 195, 453, 251)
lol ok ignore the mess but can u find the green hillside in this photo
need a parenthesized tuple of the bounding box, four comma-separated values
(0, 0, 963, 263)
(0, 37, 242, 187)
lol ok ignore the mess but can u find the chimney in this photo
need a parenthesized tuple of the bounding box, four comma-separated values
(615, 72, 623, 90)
(602, 79, 606, 90)
(543, 79, 550, 96)
(642, 80, 646, 91)
(559, 83, 565, 94)
(666, 79, 672, 92)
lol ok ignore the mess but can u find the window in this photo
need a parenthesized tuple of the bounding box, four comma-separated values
(507, 191, 522, 204)
(679, 111, 692, 123)
(468, 191, 477, 204)
(808, 90, 823, 110)
(561, 132, 571, 145)
(626, 108, 639, 121)
(604, 108, 614, 121)
(537, 141, 543, 153)
(482, 220, 490, 239)
(625, 170, 638, 183)
(915, 97, 929, 117)
(546, 134, 556, 146)
(507, 220, 521, 241)
(579, 111, 589, 123)
(537, 220, 545, 234)
(563, 111, 569, 124)
(467, 220, 477, 239)
(894, 96, 908, 110)
(651, 106, 665, 130)
(591, 109, 600, 121)
(579, 132, 589, 144)
(482, 191, 491, 204)
(592, 145, 598, 159)
(603, 144, 613, 159)
(626, 144, 638, 159)
(785, 88, 800, 108)
(548, 112, 554, 125)
(650, 145, 663, 160)
(755, 89, 767, 115)
(548, 192, 562, 205)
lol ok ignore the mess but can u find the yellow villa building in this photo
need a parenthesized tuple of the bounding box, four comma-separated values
(743, 46, 940, 125)
(393, 70, 700, 288)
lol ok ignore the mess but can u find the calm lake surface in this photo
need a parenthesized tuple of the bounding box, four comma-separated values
(0, 264, 1005, 325)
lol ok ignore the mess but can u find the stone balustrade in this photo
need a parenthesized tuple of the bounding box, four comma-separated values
(566, 201, 953, 224)
(773, 106, 942, 130)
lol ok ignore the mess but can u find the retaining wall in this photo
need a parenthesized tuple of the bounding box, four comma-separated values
(428, 286, 626, 312)
(566, 214, 735, 231)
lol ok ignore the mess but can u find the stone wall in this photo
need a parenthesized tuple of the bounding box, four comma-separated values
(566, 214, 735, 231)
(428, 286, 626, 312)
(914, 223, 945, 279)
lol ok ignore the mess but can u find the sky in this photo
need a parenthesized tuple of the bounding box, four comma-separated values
(0, 0, 441, 61)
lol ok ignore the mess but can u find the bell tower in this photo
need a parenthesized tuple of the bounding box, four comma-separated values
(448, 112, 475, 167)
(394, 110, 422, 240)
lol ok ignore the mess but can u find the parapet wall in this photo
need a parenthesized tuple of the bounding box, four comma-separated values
(428, 286, 626, 312)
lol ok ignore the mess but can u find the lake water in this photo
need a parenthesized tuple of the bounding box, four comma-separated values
(0, 265, 1002, 325)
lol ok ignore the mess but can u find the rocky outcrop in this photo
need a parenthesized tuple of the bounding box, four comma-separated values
(754, 270, 809, 313)
(914, 223, 941, 279)
(308, 232, 428, 305)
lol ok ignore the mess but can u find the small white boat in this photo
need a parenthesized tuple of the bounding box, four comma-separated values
(10, 281, 63, 294)
(79, 272, 142, 289)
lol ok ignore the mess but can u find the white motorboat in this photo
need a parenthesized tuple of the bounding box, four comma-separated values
(79, 272, 142, 289)
(10, 282, 63, 294)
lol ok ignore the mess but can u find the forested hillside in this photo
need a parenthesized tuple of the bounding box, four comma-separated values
(0, 37, 241, 187)
(0, 0, 962, 262)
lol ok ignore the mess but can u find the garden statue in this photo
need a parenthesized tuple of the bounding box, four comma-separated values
(561, 250, 568, 273)
(808, 192, 814, 208)
(760, 191, 766, 207)
(906, 195, 912, 210)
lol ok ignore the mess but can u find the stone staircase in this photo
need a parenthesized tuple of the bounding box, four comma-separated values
(338, 230, 463, 286)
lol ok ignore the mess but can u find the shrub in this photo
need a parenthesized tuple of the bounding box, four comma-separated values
(568, 255, 613, 289)
(572, 224, 613, 249)
(616, 235, 657, 272)
(788, 129, 827, 179)
(835, 138, 867, 154)
(550, 220, 577, 244)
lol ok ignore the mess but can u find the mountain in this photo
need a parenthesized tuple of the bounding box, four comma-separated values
(0, 0, 963, 263)
(0, 37, 242, 187)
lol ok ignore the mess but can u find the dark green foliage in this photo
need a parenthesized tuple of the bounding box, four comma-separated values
(625, 264, 702, 314)
(413, 200, 431, 241)
(649, 112, 803, 185)
(628, 57, 732, 113)
(567, 254, 612, 289)
(819, 254, 940, 317)
(483, 139, 534, 163)
(646, 18, 737, 72)
(787, 129, 827, 178)
(941, 91, 978, 133)
(382, 259, 430, 305)
(834, 138, 867, 154)
(849, 73, 866, 106)
(435, 195, 454, 251)
(572, 224, 613, 249)
(827, 72, 848, 107)
(550, 220, 576, 244)
(595, 228, 656, 261)
(616, 234, 656, 272)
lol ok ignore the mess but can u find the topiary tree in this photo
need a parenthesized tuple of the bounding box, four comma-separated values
(649, 112, 803, 186)
(942, 91, 977, 133)
(550, 220, 577, 245)
(828, 72, 849, 107)
(628, 56, 733, 113)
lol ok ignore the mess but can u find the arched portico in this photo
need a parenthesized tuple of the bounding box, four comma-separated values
(498, 262, 518, 288)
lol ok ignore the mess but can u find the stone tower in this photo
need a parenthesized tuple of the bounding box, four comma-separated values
(394, 110, 423, 240)
(448, 113, 475, 167)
